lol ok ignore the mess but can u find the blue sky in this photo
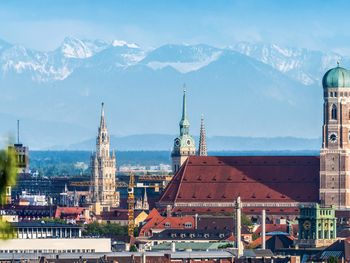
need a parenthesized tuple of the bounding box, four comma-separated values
(1, 0, 350, 54)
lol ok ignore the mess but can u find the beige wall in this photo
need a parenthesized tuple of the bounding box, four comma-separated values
(0, 238, 111, 253)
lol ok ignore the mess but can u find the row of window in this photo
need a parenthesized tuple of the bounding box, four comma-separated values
(0, 249, 95, 253)
(164, 222, 192, 228)
(327, 91, 350, 97)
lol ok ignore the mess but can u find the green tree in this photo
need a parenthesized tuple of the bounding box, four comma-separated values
(0, 146, 17, 239)
(83, 222, 128, 237)
(328, 256, 338, 263)
(130, 244, 138, 252)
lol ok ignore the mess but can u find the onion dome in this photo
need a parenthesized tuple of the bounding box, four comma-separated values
(322, 63, 350, 89)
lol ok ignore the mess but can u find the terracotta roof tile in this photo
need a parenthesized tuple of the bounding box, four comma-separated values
(160, 156, 319, 213)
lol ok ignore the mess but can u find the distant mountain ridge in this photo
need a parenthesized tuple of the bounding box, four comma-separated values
(1, 37, 348, 84)
(52, 134, 321, 152)
(0, 36, 336, 149)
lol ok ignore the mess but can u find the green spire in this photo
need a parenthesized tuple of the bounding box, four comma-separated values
(182, 87, 187, 121)
(179, 85, 190, 135)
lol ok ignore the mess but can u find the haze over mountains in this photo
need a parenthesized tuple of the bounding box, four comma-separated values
(0, 36, 345, 150)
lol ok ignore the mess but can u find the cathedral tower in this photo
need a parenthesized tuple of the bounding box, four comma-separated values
(90, 103, 119, 209)
(171, 89, 196, 174)
(320, 64, 350, 209)
(198, 114, 208, 156)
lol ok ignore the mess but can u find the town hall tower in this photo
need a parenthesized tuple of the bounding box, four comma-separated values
(90, 103, 119, 209)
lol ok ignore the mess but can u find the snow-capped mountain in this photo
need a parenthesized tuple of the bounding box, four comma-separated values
(232, 42, 347, 85)
(0, 36, 347, 149)
(59, 37, 109, 58)
(141, 44, 223, 73)
(1, 38, 348, 85)
(0, 37, 144, 81)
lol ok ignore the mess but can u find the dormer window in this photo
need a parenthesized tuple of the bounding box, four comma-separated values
(164, 222, 171, 228)
(184, 222, 192, 228)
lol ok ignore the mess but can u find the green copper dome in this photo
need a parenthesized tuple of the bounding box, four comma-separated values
(322, 66, 350, 89)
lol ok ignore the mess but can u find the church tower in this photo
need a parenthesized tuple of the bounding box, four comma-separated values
(171, 89, 196, 174)
(90, 103, 119, 209)
(320, 64, 350, 209)
(198, 114, 208, 156)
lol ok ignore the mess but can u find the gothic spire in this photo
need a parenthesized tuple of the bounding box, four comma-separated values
(100, 102, 106, 129)
(142, 188, 149, 210)
(198, 114, 208, 156)
(179, 86, 190, 136)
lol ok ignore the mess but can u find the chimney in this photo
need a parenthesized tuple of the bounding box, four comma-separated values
(166, 205, 172, 217)
(262, 209, 266, 249)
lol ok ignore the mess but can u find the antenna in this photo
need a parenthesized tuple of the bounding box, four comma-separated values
(17, 120, 20, 144)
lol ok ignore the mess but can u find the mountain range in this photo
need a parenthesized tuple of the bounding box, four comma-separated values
(0, 37, 345, 150)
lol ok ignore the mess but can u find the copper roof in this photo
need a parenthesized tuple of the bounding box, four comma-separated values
(159, 156, 320, 205)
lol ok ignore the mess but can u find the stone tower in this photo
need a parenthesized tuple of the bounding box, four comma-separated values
(320, 65, 350, 209)
(198, 114, 208, 156)
(171, 89, 196, 174)
(90, 103, 119, 209)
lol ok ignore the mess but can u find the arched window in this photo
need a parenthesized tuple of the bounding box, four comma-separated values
(331, 104, 337, 120)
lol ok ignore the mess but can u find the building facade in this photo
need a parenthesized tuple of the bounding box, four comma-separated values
(320, 65, 350, 209)
(296, 204, 337, 248)
(89, 103, 119, 209)
(171, 90, 196, 174)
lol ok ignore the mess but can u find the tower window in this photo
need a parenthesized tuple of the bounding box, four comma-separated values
(331, 104, 337, 120)
(330, 92, 333, 97)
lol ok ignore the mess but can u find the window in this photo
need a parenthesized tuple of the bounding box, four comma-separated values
(331, 104, 337, 120)
(164, 222, 171, 228)
(184, 222, 192, 228)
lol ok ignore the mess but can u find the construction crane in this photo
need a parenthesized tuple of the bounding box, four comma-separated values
(127, 173, 135, 237)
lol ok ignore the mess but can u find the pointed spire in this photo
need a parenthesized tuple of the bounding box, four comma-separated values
(142, 188, 149, 210)
(198, 114, 208, 156)
(100, 102, 106, 129)
(182, 85, 187, 121)
(179, 85, 190, 135)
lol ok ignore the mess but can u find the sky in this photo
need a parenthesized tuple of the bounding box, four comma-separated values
(1, 0, 350, 54)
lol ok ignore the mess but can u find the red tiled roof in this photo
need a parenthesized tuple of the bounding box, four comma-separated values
(249, 234, 295, 249)
(139, 208, 194, 236)
(101, 209, 143, 221)
(159, 156, 319, 205)
(55, 207, 85, 218)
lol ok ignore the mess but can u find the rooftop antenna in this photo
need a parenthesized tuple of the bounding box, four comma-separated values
(17, 120, 20, 144)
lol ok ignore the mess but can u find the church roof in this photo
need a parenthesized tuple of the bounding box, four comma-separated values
(159, 156, 320, 207)
(323, 65, 350, 89)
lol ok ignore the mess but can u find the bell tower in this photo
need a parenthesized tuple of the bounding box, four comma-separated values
(320, 64, 350, 209)
(171, 88, 196, 174)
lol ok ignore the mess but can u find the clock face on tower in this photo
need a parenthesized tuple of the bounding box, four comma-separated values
(328, 132, 338, 143)
(175, 139, 180, 147)
(186, 139, 191, 146)
(303, 220, 311, 230)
